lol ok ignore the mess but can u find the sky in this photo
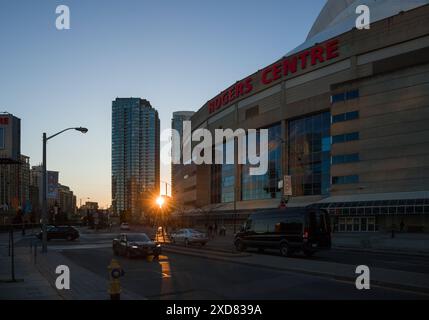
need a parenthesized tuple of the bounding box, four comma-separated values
(0, 0, 326, 208)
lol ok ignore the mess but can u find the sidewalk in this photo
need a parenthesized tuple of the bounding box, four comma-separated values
(32, 247, 145, 300)
(0, 233, 145, 300)
(197, 232, 429, 256)
(332, 232, 429, 255)
(0, 234, 61, 300)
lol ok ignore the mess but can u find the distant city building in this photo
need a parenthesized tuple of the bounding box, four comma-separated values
(29, 184, 40, 221)
(0, 112, 21, 164)
(20, 155, 30, 212)
(58, 184, 76, 220)
(30, 165, 43, 204)
(30, 166, 59, 210)
(171, 111, 195, 210)
(83, 201, 99, 211)
(112, 98, 160, 221)
(30, 165, 75, 223)
(0, 113, 22, 216)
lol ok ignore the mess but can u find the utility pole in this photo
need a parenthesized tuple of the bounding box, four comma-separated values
(42, 133, 48, 253)
(41, 127, 88, 254)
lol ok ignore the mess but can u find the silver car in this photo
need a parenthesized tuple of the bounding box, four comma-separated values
(170, 229, 208, 246)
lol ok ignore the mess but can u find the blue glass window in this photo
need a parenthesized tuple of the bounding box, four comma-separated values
(332, 153, 359, 165)
(332, 132, 359, 144)
(332, 175, 359, 185)
(331, 89, 360, 104)
(288, 112, 331, 196)
(241, 124, 282, 201)
(332, 111, 359, 123)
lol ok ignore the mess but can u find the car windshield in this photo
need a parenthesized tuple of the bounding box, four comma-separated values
(127, 234, 150, 242)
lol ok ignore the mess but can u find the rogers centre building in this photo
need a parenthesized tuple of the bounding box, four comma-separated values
(178, 0, 429, 232)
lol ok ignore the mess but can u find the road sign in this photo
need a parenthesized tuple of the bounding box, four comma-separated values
(283, 175, 292, 196)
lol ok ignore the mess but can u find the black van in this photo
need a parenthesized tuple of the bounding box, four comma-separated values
(234, 208, 331, 257)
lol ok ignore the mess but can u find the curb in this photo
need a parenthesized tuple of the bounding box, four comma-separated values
(165, 243, 238, 255)
(163, 245, 250, 258)
(332, 246, 429, 258)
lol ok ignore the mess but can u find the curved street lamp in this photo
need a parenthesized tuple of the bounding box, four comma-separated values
(42, 127, 88, 253)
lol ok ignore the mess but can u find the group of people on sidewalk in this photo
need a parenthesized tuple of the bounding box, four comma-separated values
(206, 222, 227, 238)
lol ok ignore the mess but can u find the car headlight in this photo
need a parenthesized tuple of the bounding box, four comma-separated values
(131, 246, 139, 249)
(156, 244, 161, 248)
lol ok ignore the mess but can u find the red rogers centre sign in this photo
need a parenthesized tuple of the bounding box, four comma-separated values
(209, 39, 340, 114)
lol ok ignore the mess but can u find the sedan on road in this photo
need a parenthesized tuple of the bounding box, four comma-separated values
(112, 233, 161, 259)
(120, 223, 130, 231)
(37, 225, 80, 241)
(170, 229, 208, 246)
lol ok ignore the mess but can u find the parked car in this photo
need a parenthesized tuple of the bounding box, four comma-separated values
(37, 225, 80, 241)
(170, 229, 208, 246)
(234, 208, 331, 257)
(112, 233, 161, 259)
(120, 223, 130, 231)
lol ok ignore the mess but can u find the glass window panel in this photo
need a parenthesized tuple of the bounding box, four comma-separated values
(288, 112, 331, 196)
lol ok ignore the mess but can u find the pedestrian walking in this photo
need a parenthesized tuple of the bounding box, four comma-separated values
(400, 220, 405, 232)
(220, 225, 226, 236)
(208, 224, 213, 239)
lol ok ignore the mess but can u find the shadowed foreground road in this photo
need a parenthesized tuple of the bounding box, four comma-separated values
(60, 247, 428, 300)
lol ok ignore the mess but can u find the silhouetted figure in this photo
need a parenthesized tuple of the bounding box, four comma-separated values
(208, 225, 213, 238)
(220, 225, 226, 236)
(400, 220, 405, 232)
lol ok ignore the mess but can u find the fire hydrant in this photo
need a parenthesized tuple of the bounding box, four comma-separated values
(108, 259, 124, 300)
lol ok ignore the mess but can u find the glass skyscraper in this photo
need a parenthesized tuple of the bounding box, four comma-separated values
(112, 98, 160, 221)
(171, 111, 194, 202)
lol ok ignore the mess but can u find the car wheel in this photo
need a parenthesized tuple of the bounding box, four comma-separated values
(235, 240, 246, 252)
(280, 242, 291, 257)
(185, 239, 189, 247)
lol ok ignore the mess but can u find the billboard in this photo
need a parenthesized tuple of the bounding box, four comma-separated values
(0, 114, 21, 164)
(47, 171, 59, 199)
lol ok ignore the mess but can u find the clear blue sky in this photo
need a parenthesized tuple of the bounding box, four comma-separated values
(0, 0, 326, 208)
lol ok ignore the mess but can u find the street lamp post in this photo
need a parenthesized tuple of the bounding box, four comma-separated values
(160, 180, 171, 197)
(41, 127, 88, 253)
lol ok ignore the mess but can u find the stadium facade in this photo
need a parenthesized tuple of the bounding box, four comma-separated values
(177, 1, 429, 232)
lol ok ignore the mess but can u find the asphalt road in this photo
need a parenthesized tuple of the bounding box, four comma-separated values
(60, 247, 427, 300)
(14, 229, 429, 275)
(245, 247, 429, 274)
(9, 230, 429, 299)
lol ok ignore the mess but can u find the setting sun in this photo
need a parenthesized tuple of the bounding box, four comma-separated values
(156, 196, 165, 208)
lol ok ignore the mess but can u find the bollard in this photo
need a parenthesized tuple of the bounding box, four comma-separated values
(10, 229, 16, 282)
(8, 229, 11, 257)
(108, 259, 124, 300)
(34, 242, 37, 265)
